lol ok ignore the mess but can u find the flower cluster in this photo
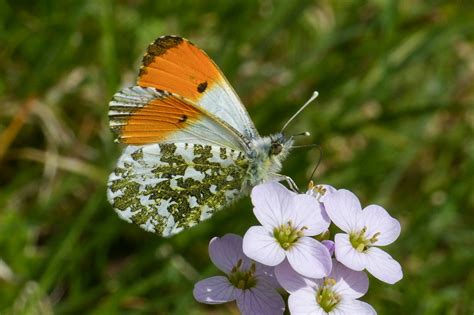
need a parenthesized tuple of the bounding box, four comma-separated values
(194, 181, 402, 314)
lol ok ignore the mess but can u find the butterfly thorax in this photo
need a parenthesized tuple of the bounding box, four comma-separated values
(242, 133, 294, 191)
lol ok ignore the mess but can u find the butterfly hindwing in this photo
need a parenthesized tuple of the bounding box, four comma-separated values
(107, 143, 249, 236)
(137, 35, 258, 140)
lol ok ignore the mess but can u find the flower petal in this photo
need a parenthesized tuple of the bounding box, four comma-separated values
(335, 298, 377, 315)
(288, 288, 326, 315)
(359, 205, 401, 246)
(243, 226, 285, 266)
(193, 276, 240, 304)
(236, 280, 285, 315)
(334, 233, 368, 271)
(286, 237, 332, 278)
(365, 247, 403, 284)
(255, 264, 280, 288)
(323, 189, 361, 233)
(251, 182, 295, 229)
(287, 194, 330, 236)
(209, 234, 248, 273)
(318, 184, 337, 202)
(331, 260, 369, 299)
(274, 259, 320, 293)
(321, 240, 335, 256)
(306, 184, 336, 202)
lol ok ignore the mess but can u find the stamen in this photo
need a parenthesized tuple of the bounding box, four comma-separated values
(350, 226, 382, 252)
(370, 232, 380, 243)
(316, 277, 340, 312)
(228, 261, 257, 290)
(316, 185, 327, 195)
(273, 221, 306, 250)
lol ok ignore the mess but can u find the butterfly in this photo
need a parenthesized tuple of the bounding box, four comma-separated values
(107, 35, 316, 237)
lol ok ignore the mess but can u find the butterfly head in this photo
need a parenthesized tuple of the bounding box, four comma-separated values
(269, 133, 293, 158)
(247, 133, 294, 186)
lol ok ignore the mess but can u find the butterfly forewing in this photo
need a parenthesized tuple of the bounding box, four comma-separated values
(107, 143, 249, 236)
(137, 35, 258, 140)
(109, 86, 246, 150)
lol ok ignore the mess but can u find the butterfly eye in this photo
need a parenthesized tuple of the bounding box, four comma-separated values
(270, 143, 283, 155)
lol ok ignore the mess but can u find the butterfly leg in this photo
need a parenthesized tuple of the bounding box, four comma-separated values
(273, 174, 300, 193)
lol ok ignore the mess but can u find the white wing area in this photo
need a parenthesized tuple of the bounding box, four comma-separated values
(109, 86, 247, 150)
(198, 76, 259, 141)
(107, 143, 249, 236)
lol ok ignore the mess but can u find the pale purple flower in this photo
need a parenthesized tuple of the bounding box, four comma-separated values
(193, 234, 284, 315)
(275, 259, 376, 315)
(243, 182, 332, 279)
(323, 189, 403, 284)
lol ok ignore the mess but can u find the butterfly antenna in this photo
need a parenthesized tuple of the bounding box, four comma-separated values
(281, 91, 319, 133)
(308, 144, 323, 182)
(291, 143, 321, 149)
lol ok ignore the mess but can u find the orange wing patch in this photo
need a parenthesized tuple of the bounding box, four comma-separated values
(109, 88, 202, 145)
(137, 36, 221, 102)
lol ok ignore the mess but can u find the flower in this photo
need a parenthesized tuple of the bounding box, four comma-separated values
(193, 234, 284, 315)
(243, 182, 332, 279)
(275, 259, 376, 315)
(306, 181, 336, 203)
(323, 189, 403, 284)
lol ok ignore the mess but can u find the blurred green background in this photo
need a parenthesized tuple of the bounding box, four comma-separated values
(1, 1, 473, 314)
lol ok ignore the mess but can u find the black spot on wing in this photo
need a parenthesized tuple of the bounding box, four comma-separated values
(197, 81, 208, 93)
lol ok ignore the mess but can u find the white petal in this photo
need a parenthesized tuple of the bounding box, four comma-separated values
(236, 281, 285, 315)
(251, 182, 296, 229)
(288, 288, 326, 315)
(323, 189, 361, 233)
(359, 205, 401, 246)
(193, 276, 240, 304)
(334, 298, 377, 315)
(306, 184, 336, 202)
(287, 194, 331, 236)
(318, 184, 337, 202)
(209, 234, 248, 273)
(286, 237, 332, 279)
(365, 247, 403, 284)
(243, 226, 285, 266)
(274, 259, 320, 293)
(334, 234, 367, 271)
(331, 260, 369, 299)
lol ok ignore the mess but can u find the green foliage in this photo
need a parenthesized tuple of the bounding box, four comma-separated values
(1, 1, 473, 314)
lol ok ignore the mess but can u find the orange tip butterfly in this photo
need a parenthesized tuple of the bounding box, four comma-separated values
(107, 35, 318, 236)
